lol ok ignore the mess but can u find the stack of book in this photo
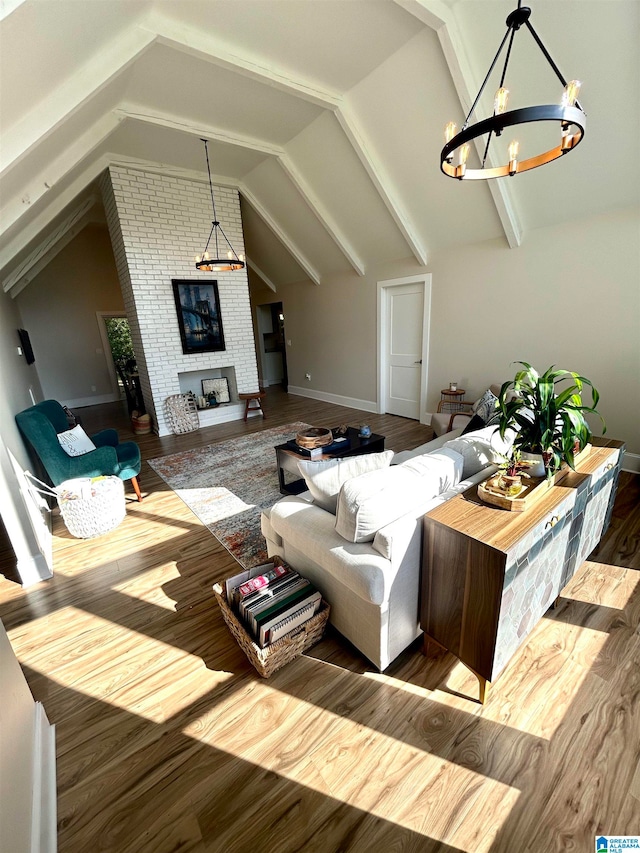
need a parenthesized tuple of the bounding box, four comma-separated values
(225, 563, 322, 648)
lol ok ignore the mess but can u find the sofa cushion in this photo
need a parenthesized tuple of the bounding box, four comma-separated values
(267, 497, 392, 605)
(443, 425, 514, 478)
(400, 447, 464, 484)
(296, 450, 394, 514)
(335, 449, 464, 543)
(461, 413, 486, 434)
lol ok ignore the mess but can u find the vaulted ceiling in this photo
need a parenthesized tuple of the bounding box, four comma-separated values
(1, 0, 637, 295)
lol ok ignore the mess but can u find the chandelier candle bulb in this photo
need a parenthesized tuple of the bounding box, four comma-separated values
(562, 80, 582, 107)
(508, 140, 519, 175)
(456, 143, 471, 178)
(444, 122, 457, 161)
(494, 87, 509, 115)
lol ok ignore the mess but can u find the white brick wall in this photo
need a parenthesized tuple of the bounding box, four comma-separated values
(101, 166, 259, 436)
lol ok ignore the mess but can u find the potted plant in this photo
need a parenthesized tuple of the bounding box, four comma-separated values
(497, 362, 605, 479)
(495, 449, 533, 495)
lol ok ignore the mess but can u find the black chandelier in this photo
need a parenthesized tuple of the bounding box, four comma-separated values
(440, 2, 585, 181)
(195, 138, 245, 271)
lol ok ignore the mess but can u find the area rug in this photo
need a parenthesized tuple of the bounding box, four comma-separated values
(148, 422, 310, 568)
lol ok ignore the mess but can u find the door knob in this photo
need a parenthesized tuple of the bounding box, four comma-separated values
(414, 360, 422, 364)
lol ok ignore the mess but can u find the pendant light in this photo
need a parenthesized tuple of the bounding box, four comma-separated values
(440, 2, 586, 180)
(195, 138, 245, 271)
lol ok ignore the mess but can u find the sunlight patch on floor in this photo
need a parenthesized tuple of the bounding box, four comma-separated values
(175, 486, 255, 522)
(11, 607, 234, 722)
(110, 562, 191, 610)
(562, 561, 639, 610)
(181, 674, 520, 851)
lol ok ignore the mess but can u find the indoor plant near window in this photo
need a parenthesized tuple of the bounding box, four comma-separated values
(497, 362, 605, 480)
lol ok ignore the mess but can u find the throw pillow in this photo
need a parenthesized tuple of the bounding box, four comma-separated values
(461, 413, 486, 435)
(296, 450, 394, 514)
(472, 388, 499, 422)
(443, 425, 514, 479)
(401, 447, 464, 490)
(57, 425, 97, 457)
(335, 449, 463, 543)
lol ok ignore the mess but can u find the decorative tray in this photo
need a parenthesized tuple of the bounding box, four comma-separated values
(477, 445, 591, 512)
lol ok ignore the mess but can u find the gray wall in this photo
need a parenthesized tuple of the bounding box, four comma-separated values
(276, 206, 640, 456)
(16, 224, 125, 407)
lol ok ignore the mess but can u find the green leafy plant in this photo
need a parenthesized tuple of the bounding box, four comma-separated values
(497, 361, 605, 478)
(496, 448, 532, 479)
(104, 317, 143, 414)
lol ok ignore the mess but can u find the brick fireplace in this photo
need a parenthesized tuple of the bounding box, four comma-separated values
(101, 165, 259, 436)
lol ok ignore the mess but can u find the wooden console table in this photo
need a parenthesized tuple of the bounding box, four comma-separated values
(420, 438, 624, 703)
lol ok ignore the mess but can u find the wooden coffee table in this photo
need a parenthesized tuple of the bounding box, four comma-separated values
(275, 426, 385, 495)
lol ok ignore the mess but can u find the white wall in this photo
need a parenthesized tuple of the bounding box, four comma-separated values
(0, 619, 56, 853)
(0, 618, 35, 853)
(16, 225, 126, 408)
(102, 166, 259, 436)
(0, 283, 51, 586)
(276, 206, 640, 456)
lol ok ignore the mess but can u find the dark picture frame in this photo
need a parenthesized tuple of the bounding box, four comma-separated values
(17, 328, 35, 364)
(172, 279, 225, 355)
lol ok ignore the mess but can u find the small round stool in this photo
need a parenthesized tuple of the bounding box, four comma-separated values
(239, 391, 267, 422)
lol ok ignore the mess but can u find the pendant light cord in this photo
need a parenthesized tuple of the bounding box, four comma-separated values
(202, 138, 221, 260)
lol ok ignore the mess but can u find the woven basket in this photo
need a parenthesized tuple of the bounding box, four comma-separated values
(57, 476, 125, 539)
(131, 411, 151, 435)
(163, 393, 199, 434)
(295, 427, 333, 449)
(212, 570, 330, 678)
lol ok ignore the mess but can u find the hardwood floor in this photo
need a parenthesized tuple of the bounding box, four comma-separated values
(1, 388, 638, 852)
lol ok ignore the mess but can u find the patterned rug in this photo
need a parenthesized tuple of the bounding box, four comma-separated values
(148, 422, 310, 568)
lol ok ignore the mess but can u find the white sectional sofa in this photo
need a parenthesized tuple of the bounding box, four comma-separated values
(261, 425, 513, 671)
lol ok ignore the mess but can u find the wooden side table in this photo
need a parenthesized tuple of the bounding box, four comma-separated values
(239, 391, 266, 422)
(439, 388, 466, 413)
(420, 438, 624, 703)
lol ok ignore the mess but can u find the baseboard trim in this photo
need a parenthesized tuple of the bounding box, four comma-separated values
(17, 553, 53, 587)
(63, 392, 120, 409)
(287, 386, 378, 414)
(622, 451, 640, 474)
(31, 703, 57, 853)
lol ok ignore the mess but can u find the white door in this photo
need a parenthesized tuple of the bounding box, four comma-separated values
(378, 276, 431, 421)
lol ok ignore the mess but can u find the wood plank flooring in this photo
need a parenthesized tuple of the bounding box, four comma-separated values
(1, 388, 639, 853)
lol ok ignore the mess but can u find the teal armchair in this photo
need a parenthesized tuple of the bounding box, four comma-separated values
(16, 400, 143, 501)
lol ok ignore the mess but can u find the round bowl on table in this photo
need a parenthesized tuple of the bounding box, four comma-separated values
(295, 427, 333, 449)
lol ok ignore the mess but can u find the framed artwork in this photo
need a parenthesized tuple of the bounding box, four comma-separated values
(172, 279, 225, 354)
(202, 377, 230, 403)
(17, 328, 35, 364)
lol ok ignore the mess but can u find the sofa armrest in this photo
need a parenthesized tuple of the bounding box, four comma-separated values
(446, 412, 473, 432)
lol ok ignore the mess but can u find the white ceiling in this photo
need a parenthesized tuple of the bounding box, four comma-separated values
(1, 0, 638, 293)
